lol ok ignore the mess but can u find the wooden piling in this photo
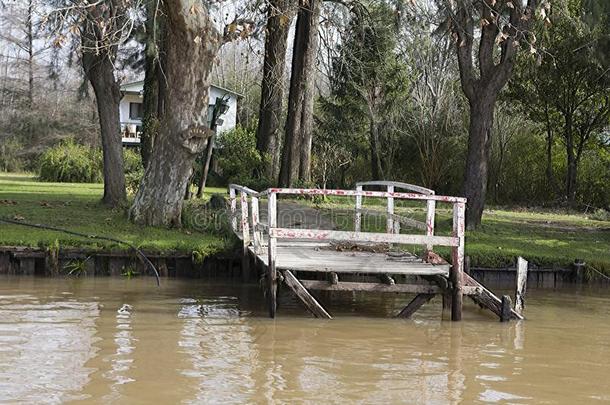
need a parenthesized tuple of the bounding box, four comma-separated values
(500, 295, 513, 322)
(515, 257, 528, 316)
(450, 202, 466, 321)
(267, 192, 278, 318)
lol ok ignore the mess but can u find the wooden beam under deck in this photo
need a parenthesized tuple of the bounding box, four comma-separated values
(283, 270, 332, 319)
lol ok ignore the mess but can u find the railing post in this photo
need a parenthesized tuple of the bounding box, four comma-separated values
(240, 191, 251, 280)
(426, 198, 436, 252)
(229, 187, 237, 232)
(451, 201, 466, 321)
(355, 185, 362, 232)
(251, 196, 261, 253)
(387, 185, 396, 234)
(267, 192, 278, 318)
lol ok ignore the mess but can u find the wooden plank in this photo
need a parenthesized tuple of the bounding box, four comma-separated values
(450, 202, 465, 321)
(300, 280, 442, 294)
(464, 273, 524, 320)
(396, 294, 435, 318)
(283, 270, 332, 319)
(267, 192, 278, 318)
(515, 256, 528, 316)
(501, 295, 513, 322)
(240, 191, 250, 280)
(269, 228, 457, 247)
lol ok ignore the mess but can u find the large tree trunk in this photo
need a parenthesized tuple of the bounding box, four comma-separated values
(256, 0, 293, 180)
(278, 0, 320, 187)
(565, 122, 577, 206)
(140, 0, 166, 168)
(82, 47, 127, 207)
(462, 98, 495, 229)
(130, 0, 221, 227)
(369, 118, 382, 180)
(26, 0, 33, 108)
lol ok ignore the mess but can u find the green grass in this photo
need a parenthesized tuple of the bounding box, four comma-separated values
(0, 173, 231, 256)
(314, 197, 610, 273)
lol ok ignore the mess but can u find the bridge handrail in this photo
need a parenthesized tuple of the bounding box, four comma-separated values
(356, 180, 435, 195)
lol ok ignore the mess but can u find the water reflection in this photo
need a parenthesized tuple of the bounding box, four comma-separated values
(0, 278, 610, 404)
(0, 293, 99, 404)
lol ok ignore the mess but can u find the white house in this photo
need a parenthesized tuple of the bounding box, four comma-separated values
(119, 80, 240, 145)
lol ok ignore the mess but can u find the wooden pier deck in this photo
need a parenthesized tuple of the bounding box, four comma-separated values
(228, 181, 525, 321)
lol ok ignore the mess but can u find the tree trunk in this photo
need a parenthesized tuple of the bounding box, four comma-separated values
(27, 0, 33, 108)
(369, 118, 382, 180)
(140, 0, 166, 168)
(130, 0, 221, 227)
(82, 46, 127, 208)
(256, 0, 293, 180)
(565, 129, 577, 206)
(462, 98, 495, 229)
(278, 0, 320, 187)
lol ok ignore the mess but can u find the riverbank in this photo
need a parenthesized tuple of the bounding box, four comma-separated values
(0, 173, 231, 258)
(1, 173, 609, 277)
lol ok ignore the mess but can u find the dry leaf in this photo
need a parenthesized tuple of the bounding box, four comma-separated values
(194, 35, 201, 44)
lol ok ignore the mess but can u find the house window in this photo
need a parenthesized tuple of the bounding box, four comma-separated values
(129, 102, 143, 120)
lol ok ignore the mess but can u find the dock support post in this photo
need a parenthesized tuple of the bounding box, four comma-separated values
(500, 295, 513, 322)
(515, 257, 528, 316)
(267, 192, 278, 318)
(386, 185, 395, 233)
(229, 187, 237, 232)
(450, 201, 466, 321)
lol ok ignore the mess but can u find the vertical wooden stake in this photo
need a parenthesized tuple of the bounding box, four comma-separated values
(355, 185, 362, 232)
(386, 185, 394, 233)
(425, 199, 436, 252)
(500, 295, 513, 322)
(267, 192, 278, 318)
(229, 187, 237, 232)
(515, 256, 528, 316)
(240, 191, 250, 280)
(450, 202, 466, 321)
(251, 196, 261, 253)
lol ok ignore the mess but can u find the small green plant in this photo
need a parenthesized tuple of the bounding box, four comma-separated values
(589, 208, 610, 222)
(38, 140, 102, 183)
(121, 265, 140, 279)
(63, 257, 91, 277)
(123, 148, 144, 194)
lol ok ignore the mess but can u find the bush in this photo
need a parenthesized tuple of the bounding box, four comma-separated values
(216, 125, 270, 189)
(123, 148, 144, 193)
(38, 141, 102, 183)
(0, 138, 24, 172)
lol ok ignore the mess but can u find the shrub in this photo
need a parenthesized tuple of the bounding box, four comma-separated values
(215, 125, 270, 188)
(0, 138, 24, 172)
(123, 148, 144, 193)
(38, 140, 102, 183)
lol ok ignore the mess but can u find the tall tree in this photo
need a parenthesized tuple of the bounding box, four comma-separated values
(441, 0, 539, 228)
(129, 0, 222, 226)
(79, 1, 128, 207)
(256, 0, 294, 180)
(278, 0, 320, 187)
(509, 0, 610, 205)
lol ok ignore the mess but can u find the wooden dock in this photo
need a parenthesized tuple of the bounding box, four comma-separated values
(228, 181, 525, 321)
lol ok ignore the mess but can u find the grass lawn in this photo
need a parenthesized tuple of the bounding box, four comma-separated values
(0, 173, 231, 256)
(314, 197, 610, 273)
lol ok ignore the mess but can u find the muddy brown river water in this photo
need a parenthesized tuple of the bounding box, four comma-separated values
(0, 276, 609, 404)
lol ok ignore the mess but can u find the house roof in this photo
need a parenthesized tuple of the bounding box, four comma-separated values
(120, 80, 243, 97)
